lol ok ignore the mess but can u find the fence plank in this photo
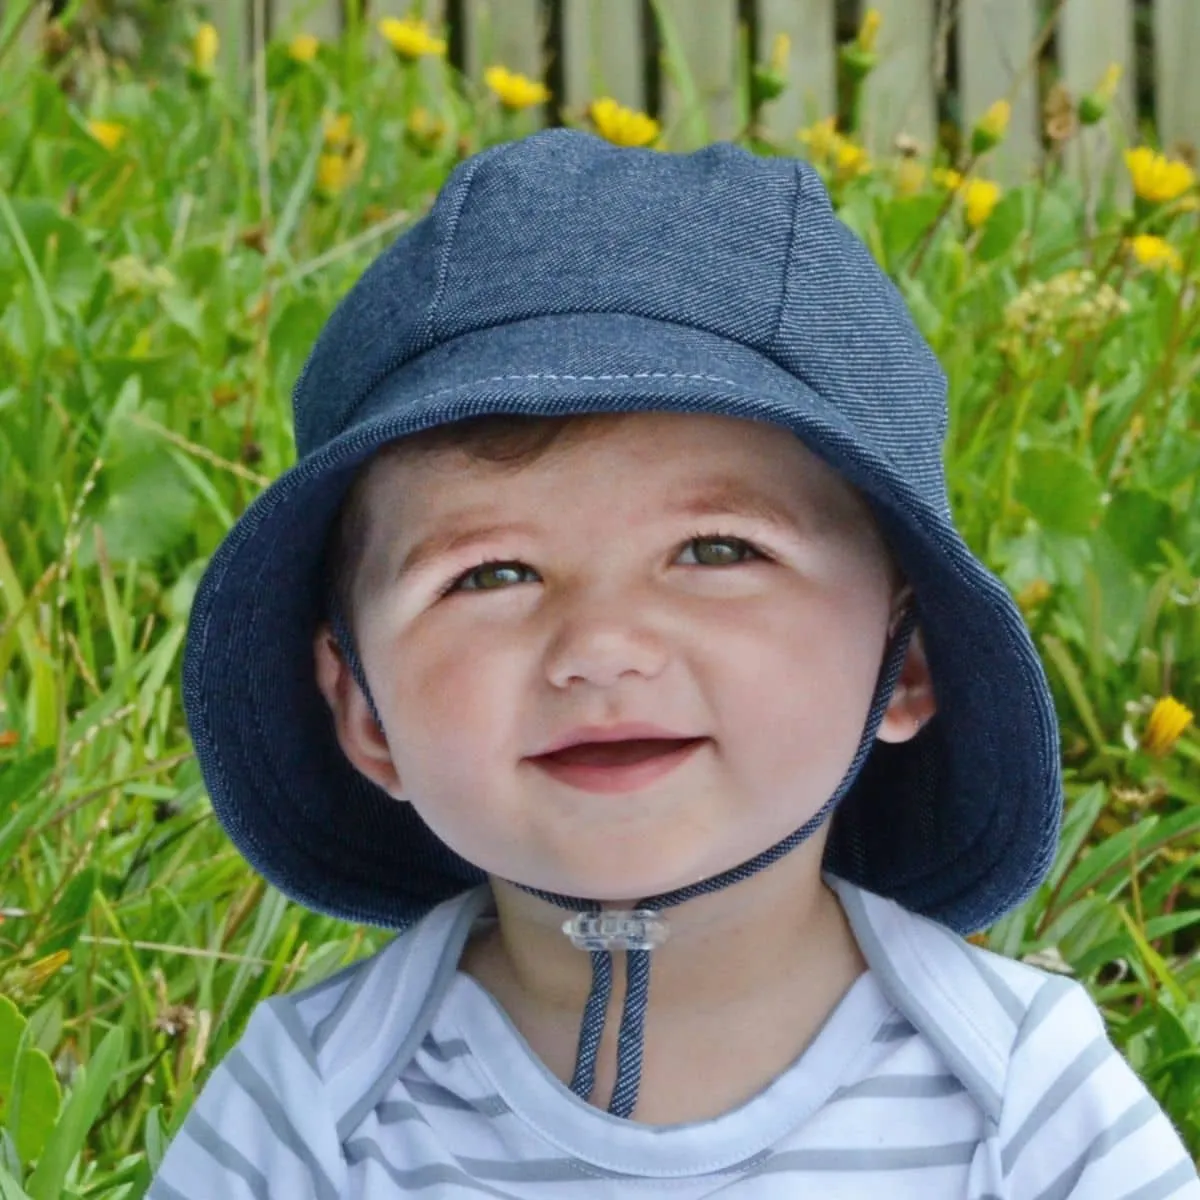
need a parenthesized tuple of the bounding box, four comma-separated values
(756, 0, 836, 146)
(1154, 0, 1200, 156)
(1059, 0, 1133, 186)
(657, 0, 740, 145)
(0, 0, 44, 61)
(369, 0, 446, 21)
(863, 0, 937, 155)
(270, 0, 342, 39)
(562, 0, 645, 115)
(959, 0, 1040, 182)
(463, 0, 543, 83)
(212, 0, 251, 85)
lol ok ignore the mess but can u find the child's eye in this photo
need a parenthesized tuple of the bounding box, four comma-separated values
(678, 535, 764, 567)
(443, 561, 539, 594)
(439, 535, 764, 597)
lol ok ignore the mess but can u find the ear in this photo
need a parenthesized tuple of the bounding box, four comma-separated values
(313, 622, 405, 797)
(875, 618, 938, 745)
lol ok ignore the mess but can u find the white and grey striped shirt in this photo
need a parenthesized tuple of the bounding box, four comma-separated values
(151, 877, 1200, 1197)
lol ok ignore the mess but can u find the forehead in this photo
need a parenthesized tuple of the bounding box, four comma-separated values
(359, 411, 867, 525)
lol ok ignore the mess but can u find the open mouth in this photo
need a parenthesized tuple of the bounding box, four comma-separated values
(531, 737, 708, 793)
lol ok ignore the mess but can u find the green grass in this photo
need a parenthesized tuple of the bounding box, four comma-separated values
(0, 5, 1198, 1193)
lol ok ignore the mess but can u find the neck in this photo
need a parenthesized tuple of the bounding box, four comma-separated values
(458, 837, 868, 1120)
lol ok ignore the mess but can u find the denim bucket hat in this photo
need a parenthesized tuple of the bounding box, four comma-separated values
(182, 129, 1062, 956)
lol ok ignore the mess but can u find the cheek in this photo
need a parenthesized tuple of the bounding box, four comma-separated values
(711, 588, 888, 763)
(380, 619, 528, 769)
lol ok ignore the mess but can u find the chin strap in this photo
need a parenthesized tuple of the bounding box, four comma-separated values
(330, 600, 919, 1120)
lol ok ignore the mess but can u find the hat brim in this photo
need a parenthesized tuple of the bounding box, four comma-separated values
(182, 312, 1061, 934)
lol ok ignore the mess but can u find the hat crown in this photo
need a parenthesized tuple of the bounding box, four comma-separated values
(293, 129, 947, 497)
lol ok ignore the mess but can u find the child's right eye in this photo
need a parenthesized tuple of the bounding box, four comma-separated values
(440, 561, 538, 595)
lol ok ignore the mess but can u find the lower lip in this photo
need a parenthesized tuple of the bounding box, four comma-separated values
(529, 739, 707, 794)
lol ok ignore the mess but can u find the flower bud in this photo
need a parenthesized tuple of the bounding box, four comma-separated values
(970, 99, 1010, 155)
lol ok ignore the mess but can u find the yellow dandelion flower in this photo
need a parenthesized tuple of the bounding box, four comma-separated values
(378, 15, 447, 60)
(316, 138, 365, 199)
(1015, 578, 1051, 613)
(193, 22, 219, 76)
(971, 99, 1011, 155)
(858, 8, 881, 53)
(316, 155, 348, 197)
(405, 107, 447, 154)
(323, 112, 354, 150)
(833, 139, 870, 179)
(87, 120, 125, 151)
(894, 157, 926, 197)
(1141, 696, 1194, 757)
(797, 116, 839, 162)
(1128, 234, 1182, 272)
(963, 178, 1001, 227)
(1124, 147, 1195, 205)
(485, 65, 550, 111)
(289, 33, 319, 63)
(770, 32, 791, 74)
(589, 97, 660, 148)
(932, 166, 964, 191)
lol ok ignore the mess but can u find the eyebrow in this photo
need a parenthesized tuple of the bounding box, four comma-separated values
(395, 478, 824, 582)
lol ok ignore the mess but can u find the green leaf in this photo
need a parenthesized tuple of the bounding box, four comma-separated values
(0, 750, 55, 864)
(269, 295, 327, 397)
(1056, 806, 1200, 915)
(1116, 907, 1189, 1009)
(1044, 893, 1125, 965)
(143, 1106, 166, 1175)
(1055, 819, 1155, 911)
(0, 200, 102, 316)
(1102, 489, 1172, 570)
(1027, 188, 1081, 263)
(0, 997, 61, 1166)
(79, 382, 199, 564)
(975, 188, 1026, 262)
(0, 1160, 32, 1200)
(1074, 909, 1200, 978)
(1016, 445, 1103, 536)
(25, 1026, 124, 1200)
(880, 194, 944, 266)
(1041, 635, 1106, 752)
(93, 455, 198, 562)
(1046, 783, 1106, 891)
(38, 868, 97, 957)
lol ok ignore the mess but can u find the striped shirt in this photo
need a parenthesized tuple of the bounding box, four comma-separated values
(150, 876, 1200, 1198)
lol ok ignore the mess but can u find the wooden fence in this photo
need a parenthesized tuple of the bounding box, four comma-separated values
(11, 0, 1200, 180)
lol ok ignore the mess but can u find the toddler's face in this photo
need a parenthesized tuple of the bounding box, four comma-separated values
(317, 411, 924, 901)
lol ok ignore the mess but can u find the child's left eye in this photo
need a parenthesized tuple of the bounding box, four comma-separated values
(679, 535, 764, 567)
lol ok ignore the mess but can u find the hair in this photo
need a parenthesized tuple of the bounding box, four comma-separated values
(322, 410, 905, 628)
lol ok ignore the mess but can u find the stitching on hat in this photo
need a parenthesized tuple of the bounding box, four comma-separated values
(771, 163, 804, 347)
(415, 370, 746, 404)
(421, 149, 494, 350)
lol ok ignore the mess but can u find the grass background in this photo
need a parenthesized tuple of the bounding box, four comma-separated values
(0, 2, 1198, 1193)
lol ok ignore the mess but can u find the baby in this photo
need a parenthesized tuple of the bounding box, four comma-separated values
(152, 130, 1199, 1197)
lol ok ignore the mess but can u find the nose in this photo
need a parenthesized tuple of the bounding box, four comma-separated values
(543, 592, 670, 690)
